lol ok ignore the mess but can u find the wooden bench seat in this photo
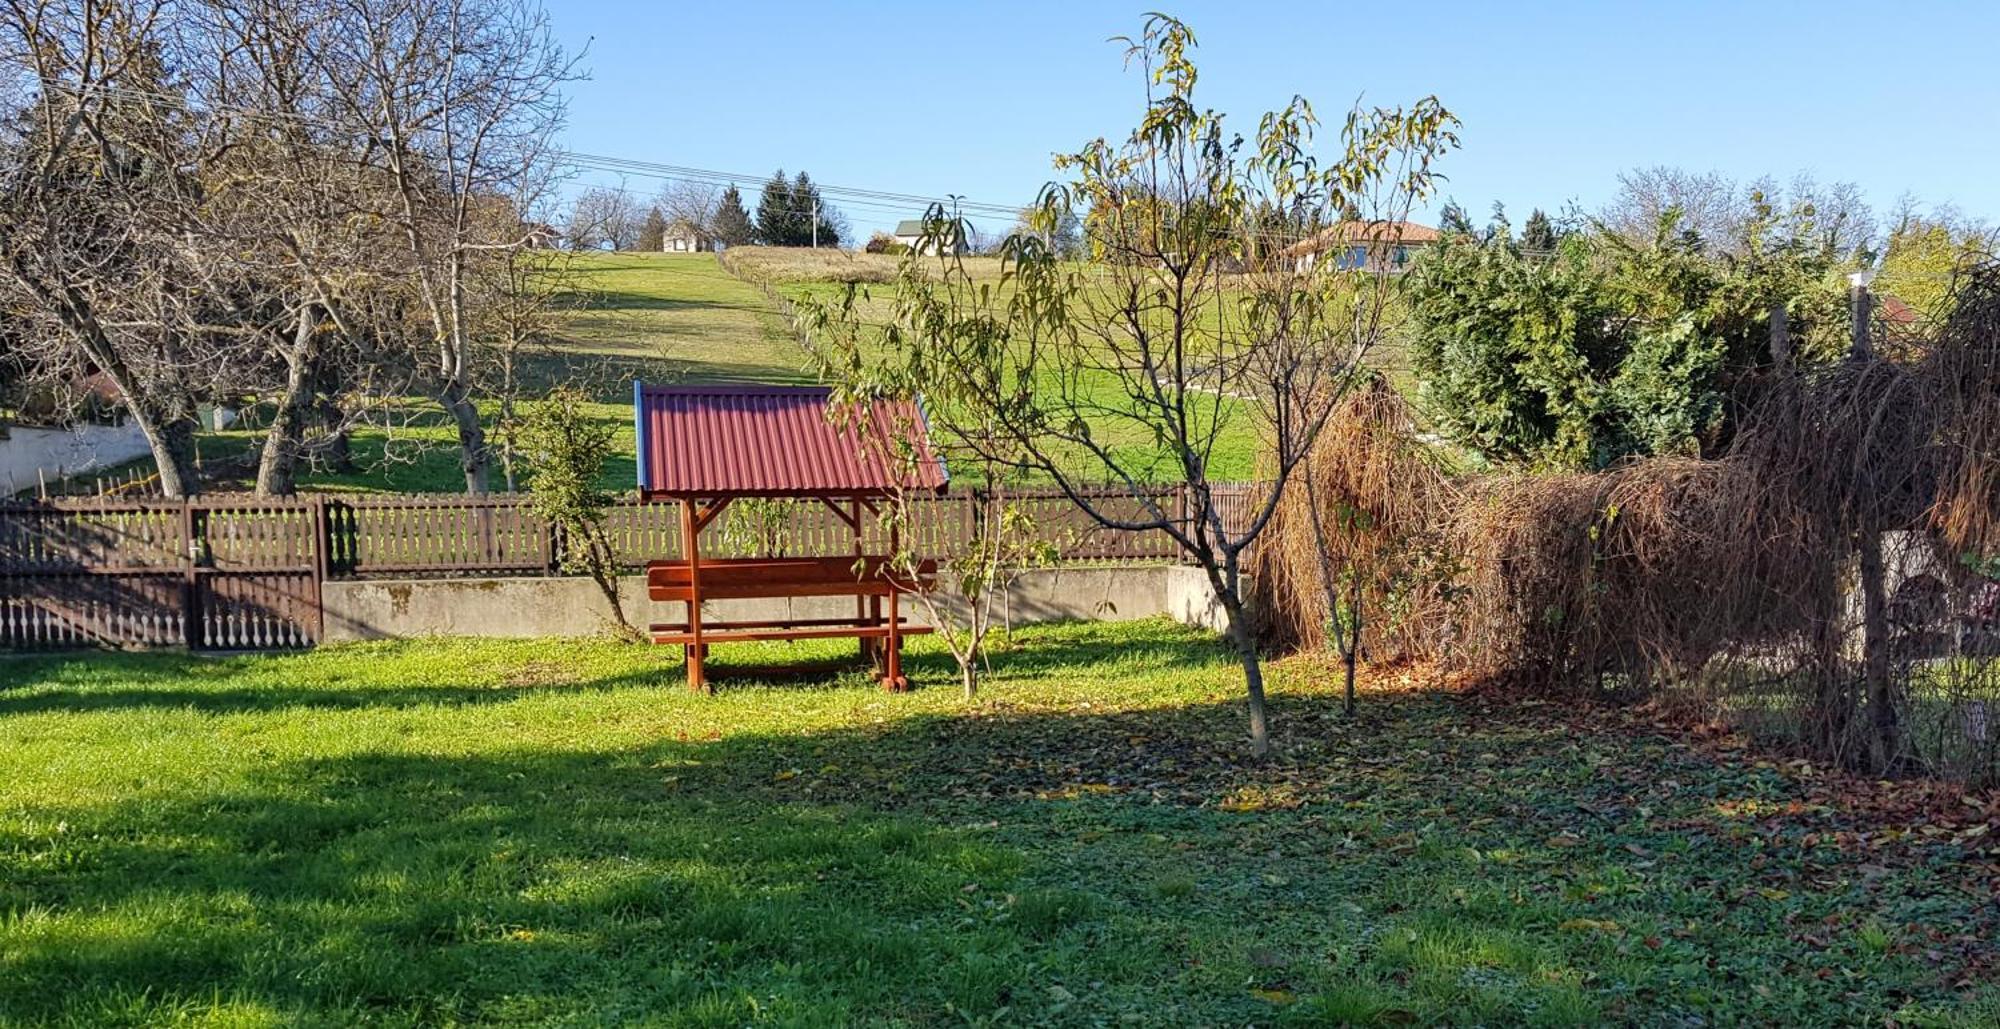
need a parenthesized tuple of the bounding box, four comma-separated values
(645, 555, 936, 692)
(645, 556, 933, 603)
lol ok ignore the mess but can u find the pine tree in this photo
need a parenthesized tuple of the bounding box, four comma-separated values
(1521, 208, 1558, 254)
(791, 171, 842, 247)
(754, 169, 797, 245)
(637, 206, 667, 251)
(712, 185, 754, 247)
(1438, 199, 1475, 237)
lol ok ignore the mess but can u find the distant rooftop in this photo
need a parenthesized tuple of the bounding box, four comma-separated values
(1279, 220, 1441, 257)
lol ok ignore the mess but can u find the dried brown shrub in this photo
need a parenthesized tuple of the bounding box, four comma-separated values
(1256, 263, 2000, 779)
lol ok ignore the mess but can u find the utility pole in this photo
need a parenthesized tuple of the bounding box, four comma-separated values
(811, 198, 819, 249)
(1848, 268, 1876, 360)
(1768, 301, 1790, 368)
(1846, 267, 1897, 771)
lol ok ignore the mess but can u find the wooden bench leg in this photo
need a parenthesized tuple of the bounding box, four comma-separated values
(882, 591, 909, 692)
(685, 643, 710, 694)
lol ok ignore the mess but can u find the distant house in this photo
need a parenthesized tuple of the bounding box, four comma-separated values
(1877, 293, 1922, 328)
(892, 219, 968, 256)
(662, 219, 713, 253)
(522, 222, 561, 249)
(1278, 220, 1440, 274)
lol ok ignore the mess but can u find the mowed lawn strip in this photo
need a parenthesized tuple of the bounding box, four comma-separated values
(0, 620, 1995, 1025)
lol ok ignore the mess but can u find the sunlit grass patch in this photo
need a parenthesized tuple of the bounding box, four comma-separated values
(1, 619, 1995, 1023)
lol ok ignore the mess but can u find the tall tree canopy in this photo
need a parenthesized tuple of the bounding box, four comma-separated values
(711, 185, 754, 246)
(1520, 208, 1558, 252)
(752, 170, 842, 246)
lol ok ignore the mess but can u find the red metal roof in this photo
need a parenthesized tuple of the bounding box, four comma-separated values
(634, 383, 947, 498)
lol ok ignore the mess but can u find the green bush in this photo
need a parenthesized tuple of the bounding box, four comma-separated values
(1405, 210, 1850, 470)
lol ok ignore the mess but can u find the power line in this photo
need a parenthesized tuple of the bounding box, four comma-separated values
(44, 79, 1036, 224)
(45, 79, 1450, 248)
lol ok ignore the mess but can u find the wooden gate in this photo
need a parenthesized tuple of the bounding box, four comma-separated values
(0, 497, 327, 651)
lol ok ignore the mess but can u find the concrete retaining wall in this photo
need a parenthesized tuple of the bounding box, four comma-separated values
(321, 564, 1241, 642)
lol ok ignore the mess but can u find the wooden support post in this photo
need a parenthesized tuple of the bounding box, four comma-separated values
(853, 498, 870, 660)
(181, 501, 203, 650)
(680, 498, 708, 693)
(884, 517, 906, 691)
(884, 584, 904, 691)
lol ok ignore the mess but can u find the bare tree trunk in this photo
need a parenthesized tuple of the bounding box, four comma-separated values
(442, 388, 491, 493)
(133, 407, 201, 498)
(256, 307, 318, 496)
(585, 533, 635, 638)
(1343, 576, 1362, 717)
(313, 382, 355, 474)
(1217, 588, 1270, 758)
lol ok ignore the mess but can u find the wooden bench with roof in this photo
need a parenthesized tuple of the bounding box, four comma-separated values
(633, 383, 947, 692)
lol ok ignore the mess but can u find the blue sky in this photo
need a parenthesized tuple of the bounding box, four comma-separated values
(551, 1, 2000, 240)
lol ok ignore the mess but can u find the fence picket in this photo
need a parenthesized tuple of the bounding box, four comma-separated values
(1, 483, 1263, 651)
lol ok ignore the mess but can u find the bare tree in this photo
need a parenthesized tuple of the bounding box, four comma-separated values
(1602, 166, 1878, 261)
(565, 185, 641, 250)
(190, 0, 421, 495)
(476, 240, 589, 490)
(0, 0, 260, 497)
(654, 178, 717, 239)
(315, 0, 576, 493)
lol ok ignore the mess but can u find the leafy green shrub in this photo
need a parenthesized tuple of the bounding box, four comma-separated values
(1405, 209, 1850, 470)
(520, 386, 637, 637)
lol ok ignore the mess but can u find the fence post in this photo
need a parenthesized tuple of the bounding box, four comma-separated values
(309, 494, 330, 641)
(180, 500, 203, 650)
(1174, 484, 1190, 564)
(544, 509, 563, 576)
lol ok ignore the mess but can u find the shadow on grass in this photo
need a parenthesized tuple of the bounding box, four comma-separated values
(582, 292, 756, 315)
(2, 634, 1996, 1025)
(0, 669, 669, 717)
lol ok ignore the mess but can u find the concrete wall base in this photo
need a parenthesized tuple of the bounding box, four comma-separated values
(321, 565, 1249, 643)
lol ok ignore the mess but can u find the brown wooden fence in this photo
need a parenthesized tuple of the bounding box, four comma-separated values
(0, 484, 1263, 652)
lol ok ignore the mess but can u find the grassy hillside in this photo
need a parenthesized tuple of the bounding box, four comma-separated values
(721, 247, 1264, 482)
(562, 251, 807, 386)
(64, 249, 1270, 496)
(168, 254, 796, 495)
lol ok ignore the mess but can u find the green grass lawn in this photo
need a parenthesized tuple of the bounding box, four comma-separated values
(2, 620, 1995, 1025)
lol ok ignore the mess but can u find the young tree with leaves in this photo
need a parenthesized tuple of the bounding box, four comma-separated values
(803, 15, 1456, 756)
(519, 386, 636, 636)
